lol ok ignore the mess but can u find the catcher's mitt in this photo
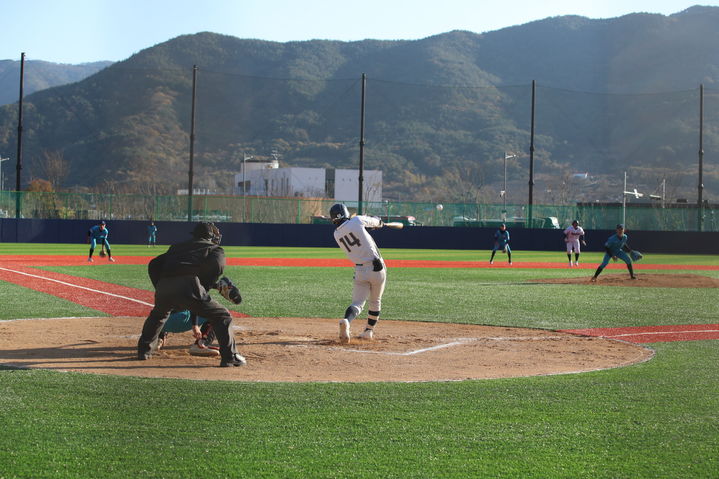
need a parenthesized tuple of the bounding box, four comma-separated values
(216, 276, 242, 304)
(630, 250, 643, 262)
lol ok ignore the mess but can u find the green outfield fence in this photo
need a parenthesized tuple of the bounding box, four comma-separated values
(0, 190, 716, 232)
(0, 191, 719, 231)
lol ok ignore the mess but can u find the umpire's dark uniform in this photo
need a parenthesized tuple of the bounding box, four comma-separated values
(137, 222, 245, 367)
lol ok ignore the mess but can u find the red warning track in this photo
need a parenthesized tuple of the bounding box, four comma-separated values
(0, 255, 717, 270)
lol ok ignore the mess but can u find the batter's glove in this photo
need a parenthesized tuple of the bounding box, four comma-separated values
(372, 258, 384, 272)
(630, 250, 643, 262)
(216, 276, 242, 304)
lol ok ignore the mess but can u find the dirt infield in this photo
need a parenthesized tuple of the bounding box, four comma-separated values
(534, 273, 719, 288)
(0, 316, 653, 382)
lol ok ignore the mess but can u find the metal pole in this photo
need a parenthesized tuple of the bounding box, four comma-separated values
(16, 52, 25, 219)
(358, 73, 366, 215)
(503, 153, 507, 213)
(528, 80, 536, 228)
(187, 65, 198, 222)
(698, 84, 704, 232)
(623, 171, 627, 226)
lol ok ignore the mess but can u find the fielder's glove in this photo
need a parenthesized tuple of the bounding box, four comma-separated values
(630, 250, 643, 262)
(99, 250, 106, 258)
(216, 276, 242, 304)
(372, 258, 384, 272)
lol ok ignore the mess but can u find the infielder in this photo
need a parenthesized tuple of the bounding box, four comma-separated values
(330, 203, 387, 343)
(157, 310, 220, 357)
(489, 223, 512, 265)
(87, 220, 114, 262)
(563, 220, 586, 267)
(590, 224, 638, 282)
(147, 221, 158, 247)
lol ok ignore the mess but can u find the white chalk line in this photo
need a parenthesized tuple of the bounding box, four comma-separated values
(606, 329, 719, 339)
(332, 335, 574, 356)
(0, 266, 153, 307)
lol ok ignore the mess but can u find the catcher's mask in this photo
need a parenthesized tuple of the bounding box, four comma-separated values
(329, 203, 350, 225)
(192, 222, 222, 244)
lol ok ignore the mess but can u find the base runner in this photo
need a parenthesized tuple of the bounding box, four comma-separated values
(330, 203, 387, 343)
(563, 220, 586, 267)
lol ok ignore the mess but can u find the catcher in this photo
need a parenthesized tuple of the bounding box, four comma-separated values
(157, 310, 222, 357)
(489, 223, 512, 265)
(137, 222, 246, 367)
(590, 224, 642, 282)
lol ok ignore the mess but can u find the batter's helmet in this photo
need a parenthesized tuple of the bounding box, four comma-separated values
(192, 222, 222, 244)
(329, 204, 350, 225)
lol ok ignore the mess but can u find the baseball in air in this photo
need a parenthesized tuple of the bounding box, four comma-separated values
(436, 204, 444, 211)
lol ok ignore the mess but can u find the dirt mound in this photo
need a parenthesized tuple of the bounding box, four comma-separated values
(535, 273, 719, 288)
(0, 317, 652, 382)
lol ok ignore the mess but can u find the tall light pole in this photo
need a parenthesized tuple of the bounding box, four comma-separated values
(502, 153, 516, 219)
(0, 156, 9, 191)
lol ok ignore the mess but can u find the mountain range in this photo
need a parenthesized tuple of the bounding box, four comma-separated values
(0, 60, 112, 106)
(0, 5, 717, 203)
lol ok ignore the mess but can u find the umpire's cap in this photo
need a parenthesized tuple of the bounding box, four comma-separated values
(192, 222, 222, 244)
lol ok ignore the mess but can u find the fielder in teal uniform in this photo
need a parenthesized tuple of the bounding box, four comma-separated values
(489, 223, 512, 265)
(147, 222, 158, 247)
(591, 224, 637, 282)
(87, 221, 114, 262)
(157, 310, 220, 356)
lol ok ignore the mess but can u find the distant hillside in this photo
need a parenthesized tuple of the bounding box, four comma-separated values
(0, 6, 717, 203)
(0, 60, 112, 105)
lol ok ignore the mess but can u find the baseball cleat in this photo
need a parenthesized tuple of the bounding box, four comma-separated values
(568, 262, 573, 267)
(220, 353, 247, 367)
(358, 328, 374, 340)
(590, 276, 597, 282)
(87, 257, 93, 263)
(108, 257, 115, 262)
(339, 319, 351, 343)
(489, 260, 494, 265)
(190, 339, 220, 357)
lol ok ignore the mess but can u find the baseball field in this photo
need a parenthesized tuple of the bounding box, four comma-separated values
(0, 243, 717, 478)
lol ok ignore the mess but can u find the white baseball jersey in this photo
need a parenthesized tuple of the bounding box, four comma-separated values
(334, 215, 383, 264)
(563, 225, 585, 252)
(334, 215, 386, 314)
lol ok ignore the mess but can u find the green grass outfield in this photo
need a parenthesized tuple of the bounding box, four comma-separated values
(1, 244, 718, 478)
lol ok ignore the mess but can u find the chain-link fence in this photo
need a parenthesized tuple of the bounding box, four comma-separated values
(0, 190, 715, 231)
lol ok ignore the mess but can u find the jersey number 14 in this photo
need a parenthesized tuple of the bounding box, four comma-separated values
(338, 232, 361, 252)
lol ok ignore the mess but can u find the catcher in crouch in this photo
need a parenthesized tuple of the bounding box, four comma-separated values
(137, 222, 245, 367)
(156, 310, 222, 357)
(590, 224, 642, 282)
(330, 203, 387, 343)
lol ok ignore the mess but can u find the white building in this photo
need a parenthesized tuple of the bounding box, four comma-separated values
(234, 162, 382, 201)
(333, 168, 382, 203)
(235, 165, 325, 198)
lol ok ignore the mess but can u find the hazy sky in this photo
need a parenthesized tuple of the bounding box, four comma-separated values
(2, 0, 717, 64)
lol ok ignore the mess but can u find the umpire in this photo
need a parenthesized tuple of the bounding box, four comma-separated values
(137, 222, 246, 367)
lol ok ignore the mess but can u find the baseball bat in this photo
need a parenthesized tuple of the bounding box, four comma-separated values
(385, 222, 404, 230)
